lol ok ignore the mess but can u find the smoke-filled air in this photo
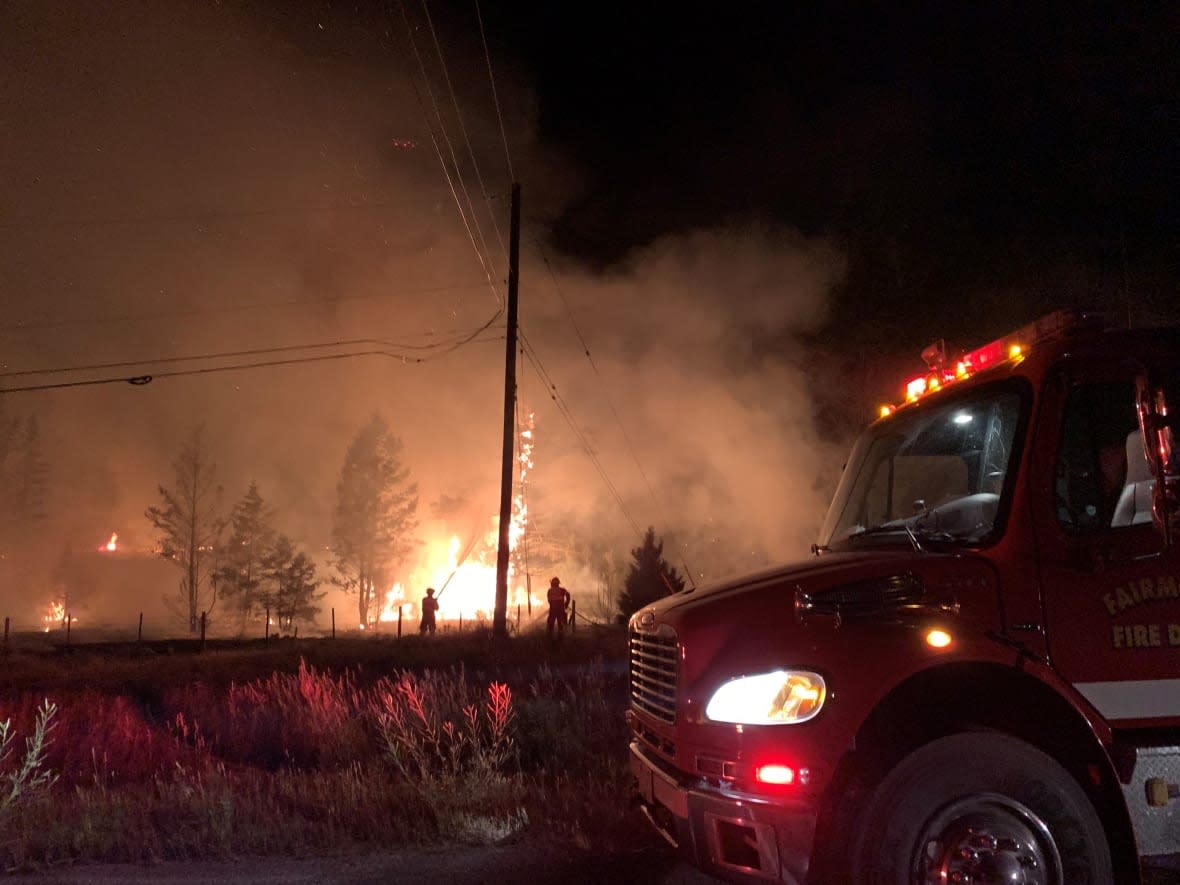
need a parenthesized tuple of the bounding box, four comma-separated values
(0, 1, 848, 635)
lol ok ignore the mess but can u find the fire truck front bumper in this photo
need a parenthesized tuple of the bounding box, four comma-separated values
(629, 740, 815, 884)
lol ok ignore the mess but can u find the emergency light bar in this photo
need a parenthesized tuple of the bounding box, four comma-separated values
(879, 309, 1092, 417)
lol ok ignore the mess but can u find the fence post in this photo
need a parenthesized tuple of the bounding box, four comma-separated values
(331, 607, 336, 640)
(265, 607, 270, 646)
(397, 607, 403, 638)
(66, 614, 72, 647)
(459, 613, 463, 632)
(137, 612, 143, 643)
(200, 611, 207, 651)
(571, 600, 577, 634)
(516, 604, 520, 631)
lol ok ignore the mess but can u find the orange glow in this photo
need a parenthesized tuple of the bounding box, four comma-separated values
(378, 413, 540, 624)
(1008, 343, 1023, 359)
(42, 601, 66, 632)
(101, 532, 118, 552)
(755, 764, 796, 785)
(925, 628, 953, 649)
(878, 405, 893, 418)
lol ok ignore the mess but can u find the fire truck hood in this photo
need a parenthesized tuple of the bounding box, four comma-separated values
(640, 548, 993, 624)
(633, 550, 1000, 715)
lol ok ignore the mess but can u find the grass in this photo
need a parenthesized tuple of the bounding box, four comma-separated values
(0, 626, 652, 872)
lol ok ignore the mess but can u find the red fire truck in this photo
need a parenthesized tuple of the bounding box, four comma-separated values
(628, 310, 1180, 884)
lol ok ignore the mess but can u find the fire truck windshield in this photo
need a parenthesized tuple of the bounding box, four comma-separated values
(818, 386, 1025, 551)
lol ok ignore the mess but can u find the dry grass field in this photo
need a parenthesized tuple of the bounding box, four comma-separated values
(0, 626, 655, 874)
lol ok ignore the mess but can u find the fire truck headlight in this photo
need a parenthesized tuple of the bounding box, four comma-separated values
(704, 670, 826, 725)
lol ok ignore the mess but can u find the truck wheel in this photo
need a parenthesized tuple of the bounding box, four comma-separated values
(850, 732, 1112, 884)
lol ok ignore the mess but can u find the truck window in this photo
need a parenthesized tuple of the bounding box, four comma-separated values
(1055, 380, 1148, 532)
(819, 387, 1023, 549)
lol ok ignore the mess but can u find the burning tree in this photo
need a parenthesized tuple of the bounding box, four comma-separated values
(330, 414, 419, 628)
(145, 425, 225, 632)
(215, 481, 276, 634)
(616, 526, 686, 622)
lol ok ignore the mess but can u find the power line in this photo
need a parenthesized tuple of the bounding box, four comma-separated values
(1, 312, 504, 394)
(474, 0, 515, 182)
(397, 0, 503, 307)
(517, 330, 643, 537)
(391, 1, 642, 540)
(0, 282, 491, 334)
(0, 196, 458, 232)
(0, 313, 502, 381)
(420, 0, 506, 261)
(535, 242, 666, 517)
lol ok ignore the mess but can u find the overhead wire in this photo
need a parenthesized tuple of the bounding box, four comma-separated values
(518, 331, 643, 537)
(0, 281, 492, 334)
(396, 0, 503, 308)
(0, 312, 503, 394)
(534, 243, 695, 573)
(0, 195, 467, 232)
(0, 312, 503, 381)
(392, 0, 646, 541)
(474, 0, 515, 182)
(420, 0, 506, 259)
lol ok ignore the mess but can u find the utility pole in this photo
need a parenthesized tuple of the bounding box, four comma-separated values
(493, 183, 521, 638)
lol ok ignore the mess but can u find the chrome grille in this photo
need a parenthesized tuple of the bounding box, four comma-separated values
(629, 629, 679, 723)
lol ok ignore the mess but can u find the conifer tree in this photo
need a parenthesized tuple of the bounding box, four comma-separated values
(215, 481, 276, 634)
(330, 414, 418, 628)
(265, 535, 323, 632)
(617, 526, 686, 622)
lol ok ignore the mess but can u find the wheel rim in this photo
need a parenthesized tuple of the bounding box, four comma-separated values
(911, 791, 1064, 885)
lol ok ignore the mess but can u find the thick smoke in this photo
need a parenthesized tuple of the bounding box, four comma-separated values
(0, 1, 847, 631)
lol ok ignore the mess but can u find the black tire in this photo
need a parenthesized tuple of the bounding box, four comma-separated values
(849, 732, 1113, 885)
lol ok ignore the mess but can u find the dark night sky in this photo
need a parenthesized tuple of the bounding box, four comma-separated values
(2, 1, 1179, 620)
(535, 7, 1175, 296)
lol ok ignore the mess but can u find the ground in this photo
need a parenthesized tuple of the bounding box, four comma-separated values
(11, 840, 726, 885)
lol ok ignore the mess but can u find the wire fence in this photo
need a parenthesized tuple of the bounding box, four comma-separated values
(0, 601, 585, 652)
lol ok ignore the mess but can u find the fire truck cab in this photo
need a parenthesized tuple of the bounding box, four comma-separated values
(628, 311, 1180, 884)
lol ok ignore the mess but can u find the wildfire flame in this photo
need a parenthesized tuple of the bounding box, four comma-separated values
(42, 601, 66, 632)
(101, 532, 118, 552)
(376, 414, 540, 626)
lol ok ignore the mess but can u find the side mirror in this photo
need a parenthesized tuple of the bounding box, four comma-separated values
(1135, 373, 1180, 546)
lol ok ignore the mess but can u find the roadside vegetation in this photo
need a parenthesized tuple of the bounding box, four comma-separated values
(0, 627, 649, 872)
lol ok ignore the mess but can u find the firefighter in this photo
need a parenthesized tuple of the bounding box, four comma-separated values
(546, 576, 571, 639)
(419, 587, 439, 635)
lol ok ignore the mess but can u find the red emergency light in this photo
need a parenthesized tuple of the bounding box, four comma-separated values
(754, 763, 796, 786)
(881, 309, 1089, 417)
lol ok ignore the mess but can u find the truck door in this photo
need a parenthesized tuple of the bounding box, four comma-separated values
(1035, 366, 1180, 726)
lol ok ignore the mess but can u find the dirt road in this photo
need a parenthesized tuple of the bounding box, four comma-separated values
(12, 841, 725, 885)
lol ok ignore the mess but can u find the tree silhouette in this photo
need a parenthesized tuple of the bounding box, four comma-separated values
(617, 526, 686, 622)
(146, 425, 224, 632)
(215, 481, 276, 634)
(265, 535, 323, 632)
(330, 414, 418, 629)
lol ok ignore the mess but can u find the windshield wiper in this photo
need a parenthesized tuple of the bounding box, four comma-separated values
(846, 524, 959, 551)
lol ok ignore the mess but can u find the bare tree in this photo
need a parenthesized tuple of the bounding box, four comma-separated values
(330, 414, 418, 629)
(146, 425, 224, 632)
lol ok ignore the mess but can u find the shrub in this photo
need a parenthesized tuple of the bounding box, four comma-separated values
(0, 699, 58, 818)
